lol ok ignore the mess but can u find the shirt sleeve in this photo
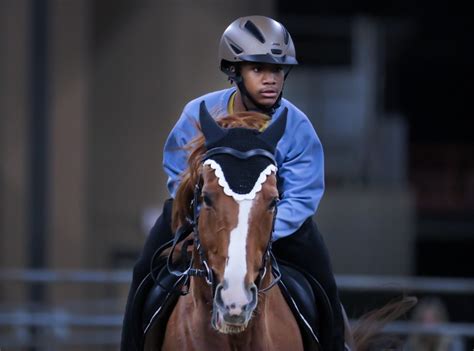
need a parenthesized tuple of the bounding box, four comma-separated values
(163, 106, 199, 197)
(273, 118, 325, 240)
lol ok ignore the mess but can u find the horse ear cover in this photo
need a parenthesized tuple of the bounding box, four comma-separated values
(199, 101, 227, 147)
(258, 107, 288, 151)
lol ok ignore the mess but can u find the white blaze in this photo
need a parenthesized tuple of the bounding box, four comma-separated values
(203, 158, 276, 315)
(221, 198, 253, 310)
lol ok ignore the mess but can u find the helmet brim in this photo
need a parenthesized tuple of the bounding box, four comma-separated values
(238, 54, 298, 66)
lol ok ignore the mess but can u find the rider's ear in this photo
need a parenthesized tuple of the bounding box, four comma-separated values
(199, 101, 227, 147)
(258, 107, 287, 150)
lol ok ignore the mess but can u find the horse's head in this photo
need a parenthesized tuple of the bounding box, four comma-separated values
(195, 102, 286, 334)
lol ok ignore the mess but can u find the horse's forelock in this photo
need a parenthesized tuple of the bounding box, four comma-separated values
(172, 112, 271, 231)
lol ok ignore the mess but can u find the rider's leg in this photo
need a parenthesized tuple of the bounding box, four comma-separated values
(272, 217, 345, 351)
(120, 198, 174, 351)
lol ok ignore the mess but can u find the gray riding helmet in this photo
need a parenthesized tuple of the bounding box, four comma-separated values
(219, 15, 298, 78)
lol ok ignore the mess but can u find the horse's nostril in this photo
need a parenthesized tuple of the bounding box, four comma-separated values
(215, 284, 224, 307)
(246, 284, 258, 311)
(224, 304, 234, 311)
(249, 285, 257, 299)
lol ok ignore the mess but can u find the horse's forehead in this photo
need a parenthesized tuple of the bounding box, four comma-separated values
(202, 159, 277, 201)
(202, 165, 276, 191)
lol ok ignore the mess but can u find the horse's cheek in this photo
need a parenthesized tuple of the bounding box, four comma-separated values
(207, 252, 226, 281)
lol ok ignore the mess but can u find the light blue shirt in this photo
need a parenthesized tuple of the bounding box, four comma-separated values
(163, 88, 325, 240)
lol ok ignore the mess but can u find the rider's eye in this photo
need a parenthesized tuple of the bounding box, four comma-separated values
(274, 66, 284, 73)
(203, 194, 213, 207)
(268, 197, 279, 211)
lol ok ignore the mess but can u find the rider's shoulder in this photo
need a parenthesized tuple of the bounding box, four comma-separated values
(279, 98, 311, 125)
(183, 88, 234, 115)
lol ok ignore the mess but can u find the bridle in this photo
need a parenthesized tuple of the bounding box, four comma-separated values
(165, 146, 282, 297)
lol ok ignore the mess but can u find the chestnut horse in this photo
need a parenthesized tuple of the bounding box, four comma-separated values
(143, 102, 417, 351)
(145, 103, 304, 351)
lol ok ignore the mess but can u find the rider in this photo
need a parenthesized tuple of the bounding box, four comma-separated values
(121, 15, 345, 351)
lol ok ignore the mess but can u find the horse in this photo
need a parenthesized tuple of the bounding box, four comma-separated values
(142, 103, 305, 350)
(142, 102, 416, 351)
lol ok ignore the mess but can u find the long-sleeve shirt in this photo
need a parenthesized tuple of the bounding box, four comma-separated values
(163, 87, 325, 240)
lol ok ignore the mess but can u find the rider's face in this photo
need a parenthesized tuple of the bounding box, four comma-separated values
(240, 63, 285, 108)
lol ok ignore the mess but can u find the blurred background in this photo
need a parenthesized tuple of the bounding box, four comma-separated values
(0, 0, 473, 350)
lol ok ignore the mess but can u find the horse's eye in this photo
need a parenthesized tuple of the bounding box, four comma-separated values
(203, 194, 213, 207)
(268, 197, 279, 211)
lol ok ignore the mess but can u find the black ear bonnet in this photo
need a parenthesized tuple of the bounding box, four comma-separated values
(198, 101, 287, 195)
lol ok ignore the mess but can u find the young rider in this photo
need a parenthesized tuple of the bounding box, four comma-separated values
(121, 15, 345, 351)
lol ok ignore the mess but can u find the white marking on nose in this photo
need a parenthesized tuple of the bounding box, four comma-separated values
(221, 199, 253, 310)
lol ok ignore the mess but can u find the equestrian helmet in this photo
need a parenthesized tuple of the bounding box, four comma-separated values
(219, 15, 298, 78)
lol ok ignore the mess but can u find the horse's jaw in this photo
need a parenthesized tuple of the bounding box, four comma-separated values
(211, 306, 252, 334)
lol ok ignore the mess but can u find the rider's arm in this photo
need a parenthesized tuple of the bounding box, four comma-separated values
(273, 117, 324, 240)
(163, 105, 199, 197)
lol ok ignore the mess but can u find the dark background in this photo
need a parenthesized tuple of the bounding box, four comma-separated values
(278, 3, 473, 345)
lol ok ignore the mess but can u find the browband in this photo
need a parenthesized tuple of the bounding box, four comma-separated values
(202, 147, 276, 165)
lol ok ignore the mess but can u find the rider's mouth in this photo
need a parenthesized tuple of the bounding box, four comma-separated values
(260, 89, 278, 98)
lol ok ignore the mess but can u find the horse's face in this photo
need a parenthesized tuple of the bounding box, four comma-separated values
(194, 101, 287, 334)
(198, 162, 279, 334)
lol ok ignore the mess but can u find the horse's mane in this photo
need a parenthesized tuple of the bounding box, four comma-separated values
(172, 111, 271, 231)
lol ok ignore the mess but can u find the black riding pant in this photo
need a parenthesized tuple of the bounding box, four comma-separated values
(273, 217, 345, 351)
(120, 198, 174, 351)
(120, 198, 344, 351)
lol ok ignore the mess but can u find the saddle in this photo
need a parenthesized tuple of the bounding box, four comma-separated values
(140, 256, 334, 351)
(277, 260, 334, 351)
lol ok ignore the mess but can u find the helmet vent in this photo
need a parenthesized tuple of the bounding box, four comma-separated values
(229, 43, 243, 55)
(244, 20, 266, 44)
(283, 28, 289, 45)
(271, 49, 282, 55)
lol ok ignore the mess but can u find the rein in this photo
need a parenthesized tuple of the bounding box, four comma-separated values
(166, 146, 282, 296)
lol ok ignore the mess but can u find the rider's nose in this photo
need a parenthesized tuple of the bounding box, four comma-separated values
(262, 71, 276, 84)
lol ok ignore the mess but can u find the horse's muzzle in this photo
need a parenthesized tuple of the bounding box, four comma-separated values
(212, 282, 258, 333)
